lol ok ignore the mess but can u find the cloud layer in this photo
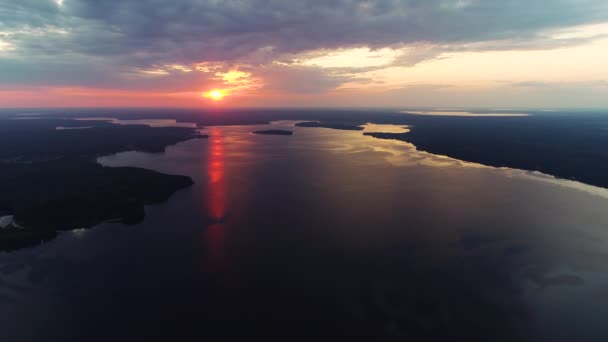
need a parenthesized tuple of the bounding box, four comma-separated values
(1, 0, 607, 106)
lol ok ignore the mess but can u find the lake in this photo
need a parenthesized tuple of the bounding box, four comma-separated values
(1, 120, 608, 341)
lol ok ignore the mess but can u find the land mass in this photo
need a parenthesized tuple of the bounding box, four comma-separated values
(253, 129, 293, 135)
(0, 118, 204, 251)
(362, 114, 608, 188)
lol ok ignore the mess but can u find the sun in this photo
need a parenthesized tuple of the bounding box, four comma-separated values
(203, 89, 225, 101)
(209, 90, 223, 100)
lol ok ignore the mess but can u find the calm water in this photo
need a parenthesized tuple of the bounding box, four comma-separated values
(2, 121, 608, 341)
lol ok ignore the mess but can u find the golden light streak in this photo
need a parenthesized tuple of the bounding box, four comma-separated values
(217, 70, 252, 85)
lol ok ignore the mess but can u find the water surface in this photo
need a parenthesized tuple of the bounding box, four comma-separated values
(1, 121, 608, 341)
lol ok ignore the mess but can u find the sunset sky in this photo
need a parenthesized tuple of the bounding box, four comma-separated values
(1, 0, 607, 108)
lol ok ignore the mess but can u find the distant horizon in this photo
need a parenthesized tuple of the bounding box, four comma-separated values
(2, 106, 608, 112)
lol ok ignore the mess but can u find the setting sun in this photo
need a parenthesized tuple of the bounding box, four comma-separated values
(203, 89, 225, 101)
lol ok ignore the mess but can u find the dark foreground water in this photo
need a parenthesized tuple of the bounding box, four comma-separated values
(2, 121, 608, 341)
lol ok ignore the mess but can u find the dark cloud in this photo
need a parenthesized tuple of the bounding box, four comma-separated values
(1, 0, 607, 92)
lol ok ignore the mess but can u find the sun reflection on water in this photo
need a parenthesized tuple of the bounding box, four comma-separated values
(204, 128, 228, 271)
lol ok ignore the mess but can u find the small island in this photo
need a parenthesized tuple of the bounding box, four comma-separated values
(253, 130, 293, 135)
(363, 131, 410, 141)
(295, 121, 364, 131)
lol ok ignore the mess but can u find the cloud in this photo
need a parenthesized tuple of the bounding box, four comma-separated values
(1, 0, 607, 97)
(8, 1, 607, 58)
(255, 64, 359, 94)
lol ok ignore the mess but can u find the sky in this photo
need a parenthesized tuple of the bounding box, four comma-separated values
(1, 0, 607, 108)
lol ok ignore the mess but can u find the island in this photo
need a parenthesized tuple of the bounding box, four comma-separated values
(295, 121, 364, 131)
(253, 130, 293, 135)
(0, 117, 205, 251)
(363, 132, 409, 141)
